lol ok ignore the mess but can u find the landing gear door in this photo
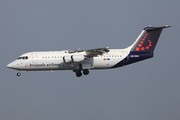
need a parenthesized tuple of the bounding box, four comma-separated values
(32, 53, 38, 64)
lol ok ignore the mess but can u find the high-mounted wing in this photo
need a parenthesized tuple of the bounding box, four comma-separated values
(85, 47, 110, 56)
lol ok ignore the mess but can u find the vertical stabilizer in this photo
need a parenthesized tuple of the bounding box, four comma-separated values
(112, 25, 171, 68)
(130, 25, 171, 52)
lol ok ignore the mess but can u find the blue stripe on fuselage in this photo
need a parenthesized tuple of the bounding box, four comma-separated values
(112, 52, 153, 68)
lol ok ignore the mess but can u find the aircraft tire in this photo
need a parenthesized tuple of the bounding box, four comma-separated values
(83, 69, 89, 75)
(17, 72, 21, 76)
(76, 71, 82, 77)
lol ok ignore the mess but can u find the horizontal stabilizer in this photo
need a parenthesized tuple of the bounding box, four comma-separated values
(144, 25, 172, 31)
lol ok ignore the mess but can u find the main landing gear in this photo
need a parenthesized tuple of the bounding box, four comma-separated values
(83, 69, 89, 75)
(75, 69, 89, 77)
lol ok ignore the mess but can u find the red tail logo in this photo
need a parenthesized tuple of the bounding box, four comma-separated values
(136, 32, 152, 51)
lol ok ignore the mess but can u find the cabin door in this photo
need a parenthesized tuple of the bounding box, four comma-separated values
(32, 53, 38, 64)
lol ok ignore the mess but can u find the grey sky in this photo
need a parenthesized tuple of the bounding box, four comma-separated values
(1, 0, 180, 120)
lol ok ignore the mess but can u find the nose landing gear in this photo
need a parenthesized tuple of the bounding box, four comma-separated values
(17, 72, 21, 76)
(16, 71, 21, 76)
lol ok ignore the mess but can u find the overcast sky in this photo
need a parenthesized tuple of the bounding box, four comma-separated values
(1, 0, 180, 120)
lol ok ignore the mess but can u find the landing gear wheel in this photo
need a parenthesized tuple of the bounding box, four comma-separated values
(76, 71, 82, 77)
(17, 72, 21, 76)
(83, 69, 89, 75)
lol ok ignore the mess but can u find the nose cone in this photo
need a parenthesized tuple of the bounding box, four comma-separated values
(7, 62, 13, 69)
(7, 60, 21, 70)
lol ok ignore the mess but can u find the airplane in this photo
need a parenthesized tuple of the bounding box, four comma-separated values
(7, 25, 171, 77)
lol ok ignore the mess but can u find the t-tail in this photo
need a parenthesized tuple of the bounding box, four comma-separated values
(112, 25, 171, 68)
(130, 25, 171, 52)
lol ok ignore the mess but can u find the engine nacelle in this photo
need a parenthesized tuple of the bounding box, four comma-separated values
(63, 56, 73, 63)
(63, 55, 85, 63)
(71, 55, 85, 62)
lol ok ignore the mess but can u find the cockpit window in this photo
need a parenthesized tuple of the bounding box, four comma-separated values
(17, 56, 28, 60)
(17, 57, 22, 60)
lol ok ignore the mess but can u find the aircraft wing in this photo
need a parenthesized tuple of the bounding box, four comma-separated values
(85, 47, 110, 56)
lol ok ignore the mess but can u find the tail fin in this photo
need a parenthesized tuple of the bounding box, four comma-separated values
(130, 25, 171, 52)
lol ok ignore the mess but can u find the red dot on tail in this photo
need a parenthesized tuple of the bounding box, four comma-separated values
(136, 47, 140, 51)
(138, 44, 142, 47)
(146, 46, 149, 49)
(141, 47, 145, 50)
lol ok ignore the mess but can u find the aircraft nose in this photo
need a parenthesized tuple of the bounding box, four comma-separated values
(7, 61, 21, 70)
(7, 62, 14, 68)
(7, 63, 13, 68)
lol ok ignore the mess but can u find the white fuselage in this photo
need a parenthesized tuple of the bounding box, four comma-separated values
(7, 49, 130, 71)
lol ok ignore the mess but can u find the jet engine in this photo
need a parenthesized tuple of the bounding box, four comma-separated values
(63, 55, 85, 63)
(63, 56, 73, 63)
(71, 55, 85, 62)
